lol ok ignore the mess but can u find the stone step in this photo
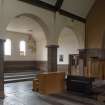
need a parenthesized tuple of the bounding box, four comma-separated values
(4, 74, 36, 79)
(4, 71, 38, 76)
(5, 77, 35, 83)
(4, 71, 38, 83)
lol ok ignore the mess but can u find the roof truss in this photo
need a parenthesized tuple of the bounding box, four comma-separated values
(18, 0, 86, 23)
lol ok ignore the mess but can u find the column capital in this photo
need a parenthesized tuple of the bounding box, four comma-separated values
(46, 44, 59, 48)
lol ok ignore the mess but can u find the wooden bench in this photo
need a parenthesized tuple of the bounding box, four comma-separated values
(66, 75, 95, 95)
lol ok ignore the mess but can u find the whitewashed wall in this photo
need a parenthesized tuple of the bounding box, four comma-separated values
(4, 32, 47, 61)
(58, 27, 79, 64)
(0, 0, 85, 61)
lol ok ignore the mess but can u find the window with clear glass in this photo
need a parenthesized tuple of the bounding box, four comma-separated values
(4, 39, 11, 56)
(19, 40, 26, 56)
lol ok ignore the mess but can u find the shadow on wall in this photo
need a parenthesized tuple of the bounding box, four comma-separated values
(58, 27, 80, 65)
(57, 27, 80, 74)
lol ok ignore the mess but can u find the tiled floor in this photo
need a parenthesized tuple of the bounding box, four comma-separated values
(0, 81, 103, 105)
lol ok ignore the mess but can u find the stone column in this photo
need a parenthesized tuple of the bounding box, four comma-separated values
(68, 55, 73, 75)
(0, 39, 4, 98)
(47, 45, 59, 72)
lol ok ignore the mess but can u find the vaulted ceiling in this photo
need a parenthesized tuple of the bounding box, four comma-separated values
(7, 16, 46, 41)
(19, 0, 96, 22)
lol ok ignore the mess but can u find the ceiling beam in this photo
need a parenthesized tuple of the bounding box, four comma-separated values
(59, 9, 86, 23)
(19, 0, 56, 12)
(18, 0, 86, 23)
(55, 0, 64, 11)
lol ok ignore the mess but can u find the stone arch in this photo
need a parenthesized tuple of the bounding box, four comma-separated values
(6, 13, 49, 61)
(57, 25, 81, 46)
(7, 13, 49, 43)
(57, 27, 80, 65)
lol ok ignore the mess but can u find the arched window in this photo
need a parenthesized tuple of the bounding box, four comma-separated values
(19, 40, 26, 56)
(4, 39, 11, 56)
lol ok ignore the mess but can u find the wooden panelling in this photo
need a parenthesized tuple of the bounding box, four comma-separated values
(57, 64, 68, 74)
(79, 49, 105, 59)
(34, 61, 47, 72)
(4, 61, 69, 74)
(79, 49, 105, 79)
(86, 59, 105, 79)
(86, 0, 105, 48)
(4, 61, 47, 73)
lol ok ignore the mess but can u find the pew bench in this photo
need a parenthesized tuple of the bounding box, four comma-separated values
(66, 75, 95, 95)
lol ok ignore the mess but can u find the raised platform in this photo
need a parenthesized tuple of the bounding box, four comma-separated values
(98, 93, 105, 103)
(4, 71, 39, 83)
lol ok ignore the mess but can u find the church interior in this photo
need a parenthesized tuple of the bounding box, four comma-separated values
(0, 0, 105, 105)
